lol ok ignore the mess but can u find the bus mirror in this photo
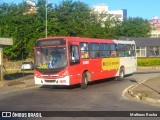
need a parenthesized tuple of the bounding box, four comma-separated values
(70, 57, 80, 65)
(71, 57, 76, 62)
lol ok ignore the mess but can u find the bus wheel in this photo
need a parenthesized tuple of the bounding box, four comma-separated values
(117, 67, 125, 81)
(81, 72, 88, 89)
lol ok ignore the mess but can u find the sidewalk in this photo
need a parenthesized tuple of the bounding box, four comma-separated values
(127, 75, 160, 104)
(0, 75, 35, 88)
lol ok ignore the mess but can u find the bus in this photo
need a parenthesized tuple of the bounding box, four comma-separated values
(34, 36, 137, 89)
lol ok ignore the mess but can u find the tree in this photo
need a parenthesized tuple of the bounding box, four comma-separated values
(1, 2, 44, 60)
(117, 17, 151, 38)
(53, 0, 117, 39)
(0, 3, 25, 60)
(0, 1, 152, 60)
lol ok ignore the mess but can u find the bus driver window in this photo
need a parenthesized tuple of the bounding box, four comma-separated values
(70, 45, 79, 61)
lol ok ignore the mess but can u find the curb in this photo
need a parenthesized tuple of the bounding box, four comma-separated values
(126, 76, 160, 105)
(128, 90, 160, 104)
(137, 66, 160, 71)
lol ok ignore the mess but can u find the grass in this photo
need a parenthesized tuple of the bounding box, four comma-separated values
(137, 58, 160, 66)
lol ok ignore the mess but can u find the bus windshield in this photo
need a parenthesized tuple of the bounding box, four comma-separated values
(35, 47, 67, 70)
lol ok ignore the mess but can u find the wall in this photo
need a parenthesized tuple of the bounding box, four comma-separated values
(3, 62, 22, 70)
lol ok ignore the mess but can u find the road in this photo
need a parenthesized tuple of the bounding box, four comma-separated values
(0, 71, 160, 120)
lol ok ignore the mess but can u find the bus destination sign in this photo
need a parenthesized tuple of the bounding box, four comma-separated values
(36, 39, 66, 47)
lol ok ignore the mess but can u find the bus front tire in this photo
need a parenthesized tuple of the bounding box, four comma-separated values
(81, 72, 88, 89)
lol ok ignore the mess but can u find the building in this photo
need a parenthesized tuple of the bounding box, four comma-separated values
(151, 29, 160, 38)
(24, 0, 37, 14)
(108, 9, 127, 21)
(149, 16, 160, 38)
(93, 4, 109, 13)
(123, 38, 160, 57)
(93, 4, 127, 21)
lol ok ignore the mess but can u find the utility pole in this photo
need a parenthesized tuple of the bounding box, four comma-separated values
(45, 0, 48, 38)
(0, 48, 3, 80)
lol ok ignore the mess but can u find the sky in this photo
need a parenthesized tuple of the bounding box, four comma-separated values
(1, 0, 160, 20)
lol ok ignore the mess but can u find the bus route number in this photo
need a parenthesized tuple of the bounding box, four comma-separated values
(83, 61, 89, 65)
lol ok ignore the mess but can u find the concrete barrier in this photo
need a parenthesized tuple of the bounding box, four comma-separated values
(137, 66, 160, 71)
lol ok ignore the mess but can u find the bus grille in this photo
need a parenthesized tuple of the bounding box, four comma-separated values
(44, 80, 56, 83)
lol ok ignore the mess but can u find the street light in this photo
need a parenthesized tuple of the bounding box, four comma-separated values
(45, 0, 48, 38)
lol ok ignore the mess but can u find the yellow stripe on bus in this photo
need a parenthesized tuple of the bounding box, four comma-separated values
(102, 58, 120, 70)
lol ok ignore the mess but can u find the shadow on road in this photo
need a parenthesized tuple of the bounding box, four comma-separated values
(40, 84, 80, 90)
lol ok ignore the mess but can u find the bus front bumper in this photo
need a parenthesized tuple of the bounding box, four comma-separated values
(34, 76, 70, 85)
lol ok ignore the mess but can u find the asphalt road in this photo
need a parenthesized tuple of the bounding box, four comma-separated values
(0, 71, 160, 120)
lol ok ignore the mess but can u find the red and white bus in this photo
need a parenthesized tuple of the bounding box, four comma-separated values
(34, 36, 137, 88)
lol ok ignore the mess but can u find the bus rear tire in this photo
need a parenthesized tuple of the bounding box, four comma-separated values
(81, 72, 88, 89)
(116, 67, 125, 81)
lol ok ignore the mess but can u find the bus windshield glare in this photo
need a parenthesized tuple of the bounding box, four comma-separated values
(35, 47, 67, 70)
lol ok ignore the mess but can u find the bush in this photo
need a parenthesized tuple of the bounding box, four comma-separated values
(137, 58, 160, 66)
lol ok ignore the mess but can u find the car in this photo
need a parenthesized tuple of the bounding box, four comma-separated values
(21, 61, 34, 70)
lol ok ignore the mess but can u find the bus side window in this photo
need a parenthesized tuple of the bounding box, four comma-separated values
(100, 43, 109, 57)
(110, 44, 117, 57)
(117, 44, 125, 57)
(125, 44, 132, 57)
(89, 43, 100, 59)
(132, 45, 136, 56)
(80, 43, 89, 59)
